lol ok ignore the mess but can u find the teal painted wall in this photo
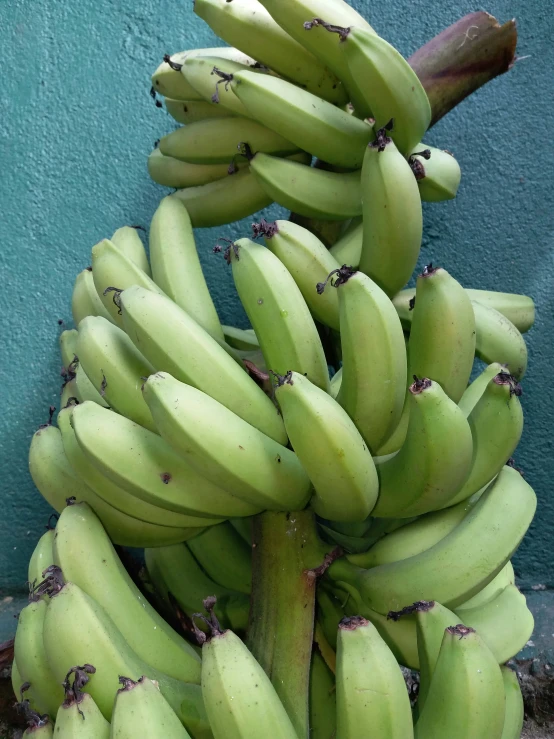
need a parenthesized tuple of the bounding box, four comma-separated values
(0, 1, 552, 591)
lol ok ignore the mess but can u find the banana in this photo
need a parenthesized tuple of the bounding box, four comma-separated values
(370, 377, 473, 518)
(358, 130, 423, 296)
(309, 649, 336, 739)
(329, 220, 362, 267)
(253, 219, 340, 329)
(198, 599, 298, 739)
(336, 616, 414, 739)
(472, 301, 528, 378)
(458, 362, 505, 416)
(142, 372, 312, 512)
(91, 238, 165, 327)
(111, 676, 191, 738)
(457, 561, 514, 610)
(414, 625, 505, 739)
(328, 465, 537, 614)
(54, 669, 110, 738)
(227, 237, 330, 390)
(11, 660, 28, 705)
(28, 424, 198, 547)
(408, 144, 461, 201)
(330, 267, 407, 452)
(316, 586, 345, 651)
(71, 268, 114, 327)
(74, 361, 109, 407)
(500, 666, 524, 739)
(110, 226, 151, 275)
(14, 598, 65, 718)
(159, 117, 299, 165)
(329, 366, 342, 399)
(148, 148, 246, 188)
(194, 0, 346, 104)
(76, 316, 156, 431)
(52, 502, 202, 683)
(228, 516, 252, 545)
(151, 47, 256, 100)
(22, 713, 54, 738)
(119, 285, 286, 442)
(445, 371, 523, 507)
(407, 265, 476, 402)
(274, 371, 378, 521)
(59, 329, 78, 369)
(186, 522, 252, 594)
(249, 153, 362, 220)
(149, 197, 224, 340)
(165, 97, 234, 125)
(42, 581, 211, 736)
(145, 544, 250, 633)
(28, 530, 55, 593)
(231, 71, 373, 168)
(222, 325, 259, 351)
(71, 401, 260, 518)
(347, 497, 476, 568)
(338, 25, 431, 155)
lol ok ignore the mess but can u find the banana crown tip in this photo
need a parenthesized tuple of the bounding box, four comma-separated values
(303, 18, 350, 42)
(420, 263, 440, 278)
(213, 237, 240, 264)
(31, 564, 65, 599)
(14, 699, 50, 731)
(409, 376, 432, 394)
(251, 218, 278, 240)
(271, 370, 294, 390)
(317, 265, 356, 294)
(338, 615, 369, 630)
(447, 624, 476, 638)
(192, 596, 226, 645)
(387, 600, 435, 621)
(493, 371, 522, 397)
(117, 675, 145, 693)
(63, 664, 96, 706)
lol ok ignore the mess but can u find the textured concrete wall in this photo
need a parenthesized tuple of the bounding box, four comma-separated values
(0, 0, 552, 591)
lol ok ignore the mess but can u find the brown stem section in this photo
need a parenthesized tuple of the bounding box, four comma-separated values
(247, 510, 325, 739)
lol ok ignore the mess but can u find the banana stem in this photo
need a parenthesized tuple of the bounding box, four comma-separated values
(247, 510, 327, 739)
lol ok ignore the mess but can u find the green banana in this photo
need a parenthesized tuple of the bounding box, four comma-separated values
(71, 401, 260, 518)
(500, 666, 524, 739)
(329, 366, 342, 399)
(76, 316, 156, 431)
(414, 625, 505, 739)
(53, 502, 202, 683)
(457, 561, 514, 610)
(28, 424, 197, 547)
(228, 237, 330, 390)
(54, 671, 110, 739)
(231, 70, 373, 168)
(187, 522, 252, 594)
(328, 220, 362, 267)
(148, 148, 245, 188)
(221, 325, 259, 351)
(339, 25, 431, 154)
(309, 649, 336, 739)
(370, 377, 473, 518)
(14, 598, 65, 718)
(407, 265, 476, 403)
(274, 371, 379, 521)
(43, 581, 211, 736)
(111, 676, 191, 738)
(336, 616, 414, 739)
(228, 516, 252, 545)
(149, 197, 224, 340)
(119, 285, 286, 443)
(458, 362, 505, 417)
(159, 116, 299, 165)
(73, 361, 109, 407)
(472, 301, 528, 378)
(142, 372, 312, 512)
(328, 465, 536, 614)
(110, 226, 150, 275)
(22, 713, 54, 738)
(316, 586, 345, 651)
(71, 268, 114, 327)
(332, 267, 407, 452)
(254, 219, 340, 330)
(59, 378, 78, 411)
(164, 97, 234, 125)
(249, 153, 362, 220)
(194, 0, 346, 104)
(59, 329, 78, 369)
(28, 530, 55, 593)
(445, 371, 523, 507)
(358, 130, 423, 296)
(198, 601, 298, 739)
(409, 144, 461, 201)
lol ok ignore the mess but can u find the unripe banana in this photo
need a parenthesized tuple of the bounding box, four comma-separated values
(111, 676, 191, 738)
(407, 265, 476, 403)
(329, 220, 362, 268)
(59, 379, 77, 413)
(329, 366, 342, 399)
(28, 530, 55, 593)
(309, 649, 336, 739)
(71, 401, 260, 518)
(71, 268, 114, 327)
(274, 371, 379, 522)
(221, 325, 259, 351)
(500, 666, 524, 739)
(110, 226, 150, 275)
(164, 97, 234, 124)
(332, 267, 407, 452)
(329, 465, 536, 614)
(359, 131, 423, 296)
(159, 117, 299, 165)
(148, 148, 245, 188)
(458, 361, 505, 416)
(199, 601, 298, 739)
(119, 285, 286, 443)
(457, 561, 514, 610)
(414, 625, 505, 739)
(336, 616, 414, 739)
(187, 522, 252, 594)
(149, 197, 224, 340)
(54, 681, 110, 739)
(73, 361, 109, 407)
(228, 237, 330, 390)
(472, 300, 528, 378)
(194, 0, 347, 104)
(43, 581, 210, 736)
(371, 377, 473, 518)
(409, 144, 461, 201)
(249, 153, 362, 220)
(23, 715, 54, 738)
(76, 316, 156, 431)
(59, 329, 78, 369)
(142, 372, 311, 512)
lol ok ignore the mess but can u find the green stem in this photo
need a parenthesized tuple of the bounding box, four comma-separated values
(247, 510, 326, 739)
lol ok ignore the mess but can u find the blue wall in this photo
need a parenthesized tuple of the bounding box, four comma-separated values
(0, 0, 552, 591)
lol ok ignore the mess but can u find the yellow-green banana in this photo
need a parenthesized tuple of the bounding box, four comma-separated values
(457, 561, 514, 610)
(329, 220, 362, 267)
(71, 268, 114, 327)
(309, 649, 336, 739)
(164, 97, 234, 125)
(148, 148, 246, 188)
(472, 301, 528, 378)
(187, 522, 252, 594)
(59, 329, 78, 368)
(27, 530, 55, 593)
(500, 666, 524, 739)
(73, 361, 109, 407)
(110, 226, 150, 275)
(54, 676, 110, 739)
(409, 144, 461, 201)
(221, 325, 259, 351)
(458, 362, 505, 416)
